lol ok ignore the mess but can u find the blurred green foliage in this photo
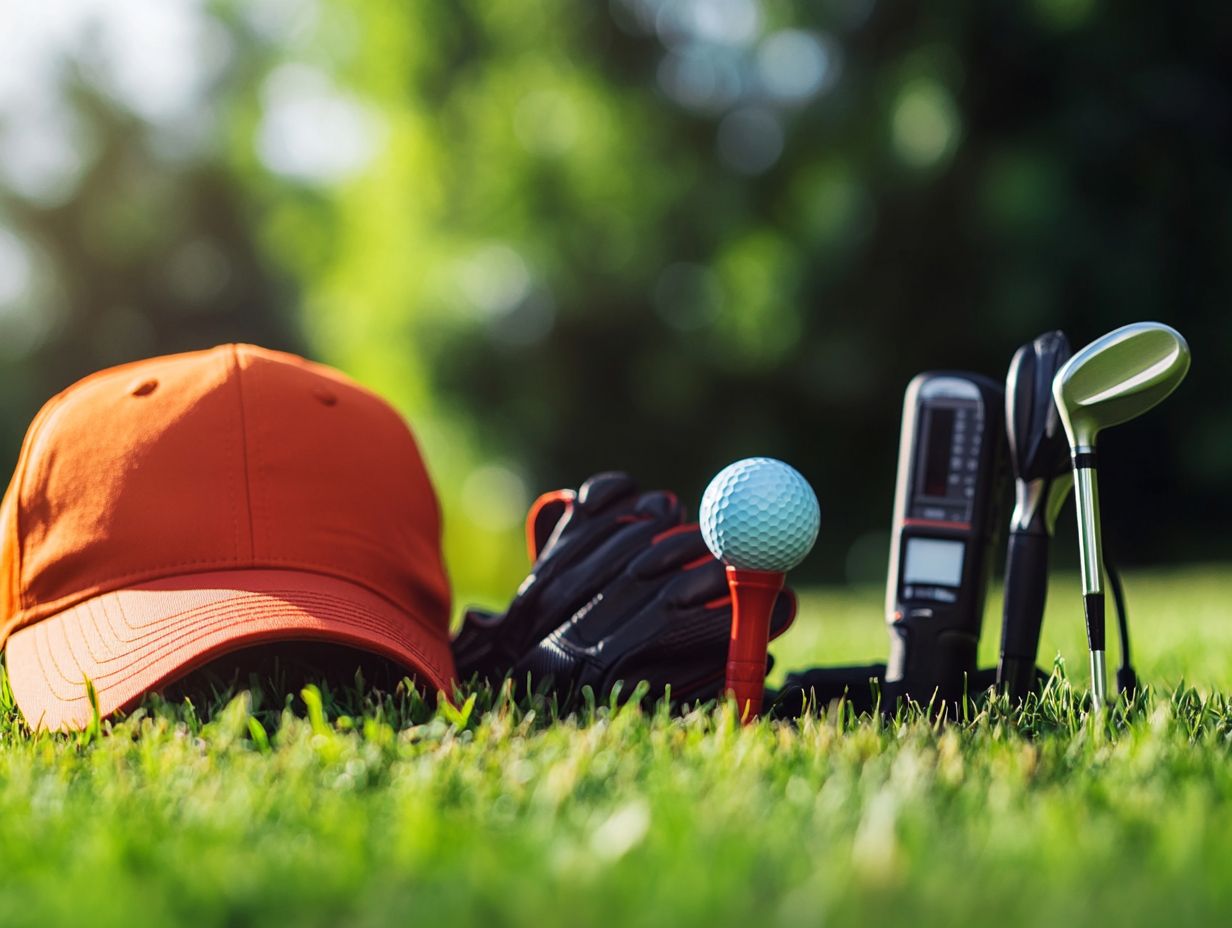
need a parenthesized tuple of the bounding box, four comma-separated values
(0, 0, 1229, 609)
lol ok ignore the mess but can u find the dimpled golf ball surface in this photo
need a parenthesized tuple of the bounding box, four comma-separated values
(700, 458, 820, 572)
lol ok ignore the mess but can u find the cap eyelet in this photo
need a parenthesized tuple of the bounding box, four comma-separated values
(312, 388, 338, 407)
(131, 380, 158, 397)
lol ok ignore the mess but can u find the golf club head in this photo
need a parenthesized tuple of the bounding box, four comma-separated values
(1007, 331, 1072, 482)
(1052, 322, 1191, 452)
(1052, 322, 1189, 705)
(999, 332, 1073, 697)
(1006, 331, 1074, 536)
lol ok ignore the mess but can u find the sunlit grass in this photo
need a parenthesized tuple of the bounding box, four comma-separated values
(0, 564, 1229, 927)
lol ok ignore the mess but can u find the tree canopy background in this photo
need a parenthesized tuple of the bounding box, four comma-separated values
(1, 0, 1228, 607)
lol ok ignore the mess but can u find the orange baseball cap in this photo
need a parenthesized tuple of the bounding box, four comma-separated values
(0, 344, 456, 730)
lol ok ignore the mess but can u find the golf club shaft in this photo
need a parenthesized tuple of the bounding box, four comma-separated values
(1090, 650, 1107, 706)
(999, 527, 1051, 698)
(1071, 453, 1107, 703)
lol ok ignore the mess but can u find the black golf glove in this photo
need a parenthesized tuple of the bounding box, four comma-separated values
(452, 472, 797, 709)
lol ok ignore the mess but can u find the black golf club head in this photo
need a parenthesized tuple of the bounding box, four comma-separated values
(998, 331, 1072, 699)
(1006, 331, 1073, 494)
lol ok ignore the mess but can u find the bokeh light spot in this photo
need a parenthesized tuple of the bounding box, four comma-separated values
(656, 0, 760, 49)
(712, 232, 802, 368)
(85, 0, 233, 124)
(0, 230, 60, 361)
(0, 228, 33, 307)
(756, 30, 839, 103)
(514, 90, 580, 156)
(457, 244, 533, 318)
(243, 0, 321, 45)
(462, 463, 530, 531)
(793, 164, 876, 251)
(890, 78, 961, 169)
(257, 65, 383, 184)
(1033, 0, 1097, 30)
(688, 0, 760, 47)
(657, 47, 743, 112)
(0, 96, 94, 206)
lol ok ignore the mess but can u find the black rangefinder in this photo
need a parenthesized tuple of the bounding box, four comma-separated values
(884, 373, 1007, 706)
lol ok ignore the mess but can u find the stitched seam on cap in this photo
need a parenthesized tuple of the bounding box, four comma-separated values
(102, 594, 446, 679)
(229, 345, 256, 561)
(223, 349, 240, 561)
(244, 347, 267, 558)
(5, 561, 444, 637)
(31, 591, 448, 697)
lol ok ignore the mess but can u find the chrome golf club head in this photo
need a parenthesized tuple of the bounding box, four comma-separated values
(998, 331, 1073, 699)
(1052, 322, 1191, 706)
(1053, 323, 1192, 452)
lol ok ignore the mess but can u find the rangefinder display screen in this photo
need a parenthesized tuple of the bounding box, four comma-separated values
(903, 538, 965, 587)
(920, 408, 956, 497)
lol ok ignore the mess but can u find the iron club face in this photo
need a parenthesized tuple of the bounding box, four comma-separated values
(1051, 322, 1191, 706)
(1052, 322, 1191, 453)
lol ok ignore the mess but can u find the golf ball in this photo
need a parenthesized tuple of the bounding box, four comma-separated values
(699, 457, 820, 573)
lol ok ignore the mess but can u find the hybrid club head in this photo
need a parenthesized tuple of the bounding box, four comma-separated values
(1007, 330, 1073, 534)
(1052, 322, 1191, 452)
(1052, 321, 1191, 707)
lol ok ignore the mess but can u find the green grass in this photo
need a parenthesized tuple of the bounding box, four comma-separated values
(2, 565, 1231, 927)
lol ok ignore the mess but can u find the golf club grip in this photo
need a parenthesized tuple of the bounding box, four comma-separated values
(999, 529, 1050, 698)
(725, 568, 784, 720)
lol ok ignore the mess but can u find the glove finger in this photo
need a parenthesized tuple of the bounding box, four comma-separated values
(535, 477, 647, 571)
(663, 558, 729, 609)
(657, 555, 797, 636)
(628, 525, 713, 579)
(634, 488, 683, 522)
(576, 472, 641, 512)
(522, 471, 641, 564)
(533, 491, 686, 600)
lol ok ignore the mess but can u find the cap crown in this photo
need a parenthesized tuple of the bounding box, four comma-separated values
(1, 345, 450, 639)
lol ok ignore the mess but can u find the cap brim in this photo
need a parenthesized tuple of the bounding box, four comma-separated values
(6, 569, 456, 731)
